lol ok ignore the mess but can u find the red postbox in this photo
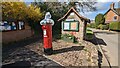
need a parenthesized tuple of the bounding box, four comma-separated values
(42, 24, 53, 55)
(40, 12, 54, 55)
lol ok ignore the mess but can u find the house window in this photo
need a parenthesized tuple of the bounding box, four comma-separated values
(113, 16, 117, 21)
(62, 21, 79, 31)
(18, 21, 25, 30)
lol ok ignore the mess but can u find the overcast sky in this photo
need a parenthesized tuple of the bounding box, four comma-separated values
(24, 0, 119, 20)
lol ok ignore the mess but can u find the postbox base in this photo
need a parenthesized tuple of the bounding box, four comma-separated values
(44, 48, 53, 55)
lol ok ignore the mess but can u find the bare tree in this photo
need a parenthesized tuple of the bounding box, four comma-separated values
(33, 0, 97, 13)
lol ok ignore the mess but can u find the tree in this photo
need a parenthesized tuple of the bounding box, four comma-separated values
(26, 4, 42, 22)
(2, 2, 42, 22)
(2, 2, 27, 21)
(32, 1, 97, 36)
(32, 2, 69, 18)
(2, 2, 43, 34)
(31, 2, 70, 35)
(33, 1, 97, 16)
(68, 2, 97, 12)
(95, 14, 105, 27)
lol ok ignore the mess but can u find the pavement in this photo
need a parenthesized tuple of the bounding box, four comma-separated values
(90, 28, 119, 67)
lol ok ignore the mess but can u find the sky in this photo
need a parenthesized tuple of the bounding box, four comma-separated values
(24, 0, 119, 20)
(79, 2, 119, 20)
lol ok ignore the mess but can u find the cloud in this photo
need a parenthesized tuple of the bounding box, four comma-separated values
(93, 2, 109, 11)
(24, 0, 34, 2)
(79, 12, 98, 20)
(79, 2, 112, 20)
(97, 0, 119, 2)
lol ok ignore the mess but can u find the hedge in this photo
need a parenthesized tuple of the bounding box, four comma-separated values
(87, 23, 96, 28)
(97, 24, 109, 30)
(85, 29, 94, 40)
(109, 22, 120, 31)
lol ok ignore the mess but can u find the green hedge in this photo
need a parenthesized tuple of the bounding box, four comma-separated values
(109, 22, 120, 31)
(97, 24, 109, 30)
(87, 23, 96, 28)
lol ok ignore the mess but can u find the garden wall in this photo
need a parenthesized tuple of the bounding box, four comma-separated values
(2, 23, 34, 43)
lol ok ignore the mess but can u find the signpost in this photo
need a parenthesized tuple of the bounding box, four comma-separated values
(40, 12, 54, 55)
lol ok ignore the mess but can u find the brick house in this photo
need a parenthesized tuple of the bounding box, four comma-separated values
(104, 3, 120, 23)
(1, 20, 34, 43)
(58, 7, 90, 41)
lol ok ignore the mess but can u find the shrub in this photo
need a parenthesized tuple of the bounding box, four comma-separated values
(109, 22, 120, 31)
(97, 24, 102, 29)
(97, 24, 109, 30)
(88, 23, 96, 28)
(86, 28, 92, 32)
(85, 29, 94, 40)
(87, 24, 90, 27)
(61, 34, 75, 43)
(102, 24, 109, 30)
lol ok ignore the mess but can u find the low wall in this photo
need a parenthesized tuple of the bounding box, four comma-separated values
(2, 29, 33, 43)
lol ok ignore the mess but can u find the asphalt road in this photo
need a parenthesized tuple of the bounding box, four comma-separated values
(91, 28, 119, 67)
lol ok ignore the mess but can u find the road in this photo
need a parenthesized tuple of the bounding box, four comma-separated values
(91, 28, 119, 67)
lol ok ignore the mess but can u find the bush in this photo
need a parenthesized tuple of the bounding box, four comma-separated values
(88, 23, 96, 28)
(102, 24, 109, 30)
(85, 29, 94, 40)
(97, 24, 102, 29)
(87, 24, 90, 27)
(109, 22, 120, 31)
(86, 28, 92, 32)
(61, 34, 75, 43)
(97, 24, 109, 30)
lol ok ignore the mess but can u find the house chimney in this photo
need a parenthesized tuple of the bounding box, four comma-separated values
(110, 3, 115, 10)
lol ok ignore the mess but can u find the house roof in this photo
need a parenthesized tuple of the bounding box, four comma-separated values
(104, 8, 120, 16)
(115, 8, 120, 15)
(58, 7, 90, 22)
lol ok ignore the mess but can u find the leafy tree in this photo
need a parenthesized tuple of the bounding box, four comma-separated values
(95, 14, 105, 27)
(31, 2, 70, 35)
(26, 4, 42, 22)
(2, 2, 43, 34)
(2, 2, 27, 21)
(2, 2, 42, 22)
